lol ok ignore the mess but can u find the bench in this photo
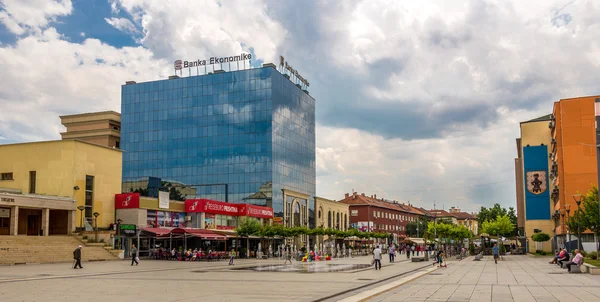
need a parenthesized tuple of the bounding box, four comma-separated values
(411, 256, 425, 262)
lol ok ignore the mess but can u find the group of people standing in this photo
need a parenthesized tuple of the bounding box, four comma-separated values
(372, 244, 448, 270)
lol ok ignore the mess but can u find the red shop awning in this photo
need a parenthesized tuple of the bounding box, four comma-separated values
(141, 227, 173, 237)
(170, 228, 227, 240)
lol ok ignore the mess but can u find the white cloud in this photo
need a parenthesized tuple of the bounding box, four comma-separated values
(0, 28, 168, 142)
(0, 0, 72, 35)
(104, 17, 138, 35)
(113, 0, 286, 62)
(80, 32, 85, 37)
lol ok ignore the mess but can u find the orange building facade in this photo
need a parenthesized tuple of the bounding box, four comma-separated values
(551, 96, 598, 243)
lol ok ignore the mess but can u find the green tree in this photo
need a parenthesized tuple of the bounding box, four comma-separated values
(578, 186, 600, 252)
(235, 217, 263, 259)
(531, 232, 551, 251)
(478, 204, 517, 235)
(481, 215, 514, 237)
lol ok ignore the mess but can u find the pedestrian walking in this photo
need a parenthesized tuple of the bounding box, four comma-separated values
(411, 245, 415, 256)
(229, 249, 236, 265)
(131, 244, 139, 266)
(373, 245, 382, 270)
(73, 245, 83, 269)
(284, 249, 292, 264)
(492, 243, 499, 264)
(389, 244, 395, 263)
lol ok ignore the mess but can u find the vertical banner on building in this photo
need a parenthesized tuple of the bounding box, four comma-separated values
(595, 99, 600, 187)
(158, 191, 170, 209)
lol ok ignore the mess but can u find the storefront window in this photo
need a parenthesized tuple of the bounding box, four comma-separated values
(147, 210, 157, 227)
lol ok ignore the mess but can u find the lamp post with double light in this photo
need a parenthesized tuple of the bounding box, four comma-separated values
(573, 194, 583, 251)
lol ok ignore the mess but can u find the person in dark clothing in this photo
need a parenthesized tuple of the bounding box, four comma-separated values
(131, 244, 139, 266)
(73, 245, 83, 269)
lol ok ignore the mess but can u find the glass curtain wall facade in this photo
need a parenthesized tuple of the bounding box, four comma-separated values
(121, 66, 315, 224)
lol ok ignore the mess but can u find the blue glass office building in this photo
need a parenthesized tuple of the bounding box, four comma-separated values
(120, 66, 316, 226)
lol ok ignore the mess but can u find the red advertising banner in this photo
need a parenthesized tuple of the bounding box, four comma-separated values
(185, 199, 240, 216)
(184, 199, 274, 219)
(115, 193, 140, 209)
(241, 204, 274, 219)
(217, 225, 236, 230)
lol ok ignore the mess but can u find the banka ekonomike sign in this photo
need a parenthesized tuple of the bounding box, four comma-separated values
(175, 53, 252, 70)
(280, 56, 309, 87)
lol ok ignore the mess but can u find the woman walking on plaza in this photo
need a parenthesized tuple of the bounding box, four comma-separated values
(229, 249, 236, 265)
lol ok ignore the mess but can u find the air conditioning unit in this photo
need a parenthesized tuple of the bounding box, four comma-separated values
(549, 121, 555, 128)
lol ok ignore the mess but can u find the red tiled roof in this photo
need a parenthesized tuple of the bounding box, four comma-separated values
(339, 193, 428, 216)
(451, 212, 477, 220)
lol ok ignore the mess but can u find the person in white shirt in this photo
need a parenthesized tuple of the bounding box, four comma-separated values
(373, 245, 382, 270)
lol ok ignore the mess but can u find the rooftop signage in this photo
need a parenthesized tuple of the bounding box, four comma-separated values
(175, 53, 252, 71)
(280, 56, 309, 87)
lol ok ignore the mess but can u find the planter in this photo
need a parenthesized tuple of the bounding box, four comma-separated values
(588, 266, 600, 275)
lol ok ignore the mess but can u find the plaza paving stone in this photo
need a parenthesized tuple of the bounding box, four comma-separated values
(0, 254, 432, 302)
(366, 255, 600, 302)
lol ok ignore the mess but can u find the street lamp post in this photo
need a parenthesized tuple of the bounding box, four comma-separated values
(116, 218, 122, 250)
(560, 209, 565, 249)
(77, 206, 85, 233)
(566, 204, 571, 252)
(573, 195, 582, 251)
(417, 226, 420, 238)
(93, 212, 100, 243)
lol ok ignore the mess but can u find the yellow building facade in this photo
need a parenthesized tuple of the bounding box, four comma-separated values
(519, 115, 555, 252)
(0, 140, 122, 231)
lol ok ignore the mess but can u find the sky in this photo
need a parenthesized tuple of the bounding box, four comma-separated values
(2, 0, 600, 213)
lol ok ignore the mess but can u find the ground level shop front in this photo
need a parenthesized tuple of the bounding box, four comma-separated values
(115, 194, 275, 257)
(0, 190, 76, 236)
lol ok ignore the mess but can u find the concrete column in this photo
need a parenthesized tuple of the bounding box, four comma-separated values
(42, 208, 50, 236)
(67, 210, 76, 235)
(10, 206, 19, 236)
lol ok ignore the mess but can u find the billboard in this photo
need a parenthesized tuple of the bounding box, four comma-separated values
(158, 191, 169, 209)
(357, 221, 373, 232)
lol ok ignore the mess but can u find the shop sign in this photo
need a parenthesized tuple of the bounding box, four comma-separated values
(204, 213, 216, 229)
(273, 217, 283, 225)
(115, 193, 140, 209)
(217, 225, 235, 230)
(119, 224, 137, 236)
(1, 197, 15, 203)
(0, 208, 10, 218)
(185, 199, 240, 215)
(241, 204, 274, 219)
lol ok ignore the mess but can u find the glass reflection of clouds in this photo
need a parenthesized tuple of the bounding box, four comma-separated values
(121, 66, 315, 222)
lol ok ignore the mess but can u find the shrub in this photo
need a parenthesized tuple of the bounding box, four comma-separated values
(99, 239, 105, 243)
(587, 251, 598, 260)
(535, 250, 548, 255)
(581, 250, 588, 257)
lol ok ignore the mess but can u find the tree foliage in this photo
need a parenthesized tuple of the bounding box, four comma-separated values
(234, 219, 388, 239)
(481, 215, 514, 237)
(477, 204, 517, 235)
(406, 218, 428, 237)
(531, 232, 550, 242)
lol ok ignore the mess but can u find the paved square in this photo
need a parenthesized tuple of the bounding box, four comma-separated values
(367, 255, 600, 302)
(0, 255, 431, 302)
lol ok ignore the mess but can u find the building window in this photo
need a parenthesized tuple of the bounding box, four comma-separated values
(1, 173, 13, 180)
(115, 141, 120, 148)
(85, 175, 94, 223)
(29, 171, 36, 194)
(328, 211, 332, 228)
